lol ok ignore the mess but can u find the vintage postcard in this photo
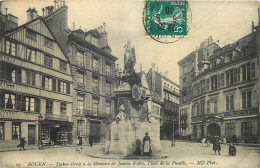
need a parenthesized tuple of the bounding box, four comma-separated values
(0, 0, 259, 167)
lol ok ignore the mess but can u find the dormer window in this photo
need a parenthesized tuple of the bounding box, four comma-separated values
(26, 29, 37, 41)
(44, 37, 53, 49)
(91, 37, 98, 46)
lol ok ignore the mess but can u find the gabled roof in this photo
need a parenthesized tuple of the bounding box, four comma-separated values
(85, 29, 101, 38)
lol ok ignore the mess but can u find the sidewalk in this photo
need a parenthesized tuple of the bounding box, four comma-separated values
(0, 144, 93, 152)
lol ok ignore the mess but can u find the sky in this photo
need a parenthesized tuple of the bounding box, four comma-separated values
(2, 0, 260, 84)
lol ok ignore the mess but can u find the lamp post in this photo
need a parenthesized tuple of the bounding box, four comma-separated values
(38, 114, 43, 150)
(171, 116, 175, 147)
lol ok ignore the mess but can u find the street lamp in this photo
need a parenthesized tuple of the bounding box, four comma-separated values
(171, 116, 175, 147)
(38, 114, 43, 150)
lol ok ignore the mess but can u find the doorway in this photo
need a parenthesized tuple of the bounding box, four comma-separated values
(90, 122, 101, 143)
(28, 125, 36, 144)
(207, 123, 220, 136)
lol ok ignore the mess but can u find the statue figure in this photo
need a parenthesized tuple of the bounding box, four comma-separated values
(116, 103, 127, 121)
(124, 40, 136, 74)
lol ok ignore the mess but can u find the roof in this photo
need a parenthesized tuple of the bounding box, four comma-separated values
(177, 50, 197, 65)
(154, 71, 179, 87)
(85, 29, 102, 38)
(150, 90, 164, 105)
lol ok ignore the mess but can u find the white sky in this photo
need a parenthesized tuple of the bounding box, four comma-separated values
(2, 0, 260, 84)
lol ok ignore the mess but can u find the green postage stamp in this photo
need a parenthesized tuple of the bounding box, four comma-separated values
(143, 0, 190, 43)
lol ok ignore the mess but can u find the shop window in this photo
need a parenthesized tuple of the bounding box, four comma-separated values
(5, 40, 16, 56)
(241, 121, 252, 137)
(46, 100, 53, 114)
(44, 55, 53, 68)
(12, 122, 21, 140)
(26, 29, 37, 41)
(242, 90, 252, 109)
(60, 102, 67, 115)
(5, 93, 15, 109)
(26, 70, 36, 86)
(77, 120, 85, 136)
(0, 123, 4, 140)
(60, 60, 67, 73)
(26, 48, 36, 62)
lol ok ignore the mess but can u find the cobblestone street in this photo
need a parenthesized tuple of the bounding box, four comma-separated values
(0, 140, 259, 168)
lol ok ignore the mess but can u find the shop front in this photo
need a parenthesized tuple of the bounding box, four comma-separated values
(40, 121, 73, 146)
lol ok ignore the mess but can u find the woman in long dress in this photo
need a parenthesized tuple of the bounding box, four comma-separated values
(143, 132, 151, 156)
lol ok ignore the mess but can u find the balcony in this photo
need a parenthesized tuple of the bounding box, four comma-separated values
(84, 109, 111, 118)
(163, 86, 179, 97)
(224, 108, 258, 118)
(44, 113, 68, 121)
(0, 108, 38, 120)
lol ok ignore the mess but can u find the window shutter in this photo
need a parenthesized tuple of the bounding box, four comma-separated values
(21, 96, 26, 111)
(32, 72, 36, 86)
(0, 92, 5, 108)
(35, 98, 40, 112)
(42, 76, 45, 88)
(52, 79, 56, 91)
(58, 81, 61, 92)
(16, 94, 22, 110)
(66, 83, 70, 94)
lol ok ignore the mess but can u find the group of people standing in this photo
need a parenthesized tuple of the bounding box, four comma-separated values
(205, 134, 237, 156)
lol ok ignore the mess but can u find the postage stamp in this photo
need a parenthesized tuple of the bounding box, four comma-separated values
(143, 0, 191, 44)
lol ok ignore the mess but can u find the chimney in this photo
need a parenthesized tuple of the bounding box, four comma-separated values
(164, 71, 169, 78)
(99, 23, 109, 49)
(26, 8, 38, 22)
(151, 63, 156, 70)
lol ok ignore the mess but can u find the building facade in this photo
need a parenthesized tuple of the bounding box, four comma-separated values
(0, 8, 73, 149)
(178, 36, 218, 140)
(146, 64, 180, 140)
(191, 28, 259, 143)
(42, 3, 117, 144)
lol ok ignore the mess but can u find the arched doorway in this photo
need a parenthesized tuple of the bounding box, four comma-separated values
(207, 123, 220, 136)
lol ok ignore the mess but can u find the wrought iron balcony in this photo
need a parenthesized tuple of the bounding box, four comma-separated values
(163, 86, 179, 97)
(45, 113, 68, 121)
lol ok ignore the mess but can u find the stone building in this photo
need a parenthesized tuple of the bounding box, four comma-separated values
(42, 3, 117, 144)
(0, 7, 73, 149)
(191, 27, 259, 143)
(178, 36, 218, 140)
(146, 63, 179, 140)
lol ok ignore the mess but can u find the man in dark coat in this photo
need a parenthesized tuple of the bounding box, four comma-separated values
(89, 134, 94, 147)
(213, 135, 221, 155)
(19, 137, 26, 150)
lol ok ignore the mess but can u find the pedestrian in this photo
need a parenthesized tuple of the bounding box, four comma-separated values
(143, 132, 151, 156)
(232, 135, 238, 146)
(77, 136, 82, 145)
(17, 137, 26, 151)
(229, 142, 236, 156)
(206, 134, 211, 147)
(213, 135, 221, 155)
(89, 134, 94, 147)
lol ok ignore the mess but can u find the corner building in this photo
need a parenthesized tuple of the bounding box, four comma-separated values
(42, 4, 117, 144)
(0, 8, 73, 149)
(191, 28, 259, 143)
